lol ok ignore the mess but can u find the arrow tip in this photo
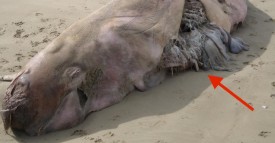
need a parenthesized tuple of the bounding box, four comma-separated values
(208, 75, 223, 89)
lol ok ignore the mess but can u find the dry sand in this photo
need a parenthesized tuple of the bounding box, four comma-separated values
(0, 0, 275, 142)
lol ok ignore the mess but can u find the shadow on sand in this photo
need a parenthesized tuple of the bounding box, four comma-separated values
(7, 2, 275, 143)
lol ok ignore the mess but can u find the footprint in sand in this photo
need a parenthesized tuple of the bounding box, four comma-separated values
(112, 115, 120, 121)
(28, 50, 38, 57)
(30, 41, 41, 47)
(0, 47, 7, 50)
(22, 34, 30, 38)
(7, 65, 22, 72)
(22, 27, 46, 39)
(35, 12, 43, 16)
(59, 19, 66, 26)
(243, 61, 249, 65)
(41, 18, 49, 22)
(260, 47, 267, 50)
(0, 27, 6, 36)
(247, 54, 256, 58)
(264, 18, 274, 23)
(84, 136, 113, 143)
(14, 29, 25, 38)
(156, 140, 167, 143)
(38, 27, 45, 33)
(84, 6, 90, 11)
(112, 140, 126, 143)
(50, 31, 61, 37)
(103, 132, 115, 138)
(258, 131, 271, 138)
(30, 37, 50, 47)
(0, 58, 8, 64)
(94, 138, 104, 143)
(13, 21, 24, 26)
(42, 37, 50, 43)
(71, 129, 87, 136)
(15, 53, 26, 62)
(13, 65, 22, 70)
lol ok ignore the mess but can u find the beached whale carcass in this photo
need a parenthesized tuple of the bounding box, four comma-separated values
(1, 0, 248, 136)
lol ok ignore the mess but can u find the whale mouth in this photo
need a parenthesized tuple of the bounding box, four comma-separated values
(77, 88, 88, 108)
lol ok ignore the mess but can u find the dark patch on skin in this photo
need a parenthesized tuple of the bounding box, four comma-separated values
(79, 68, 103, 96)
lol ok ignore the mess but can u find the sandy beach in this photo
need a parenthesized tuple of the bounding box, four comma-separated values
(0, 0, 275, 142)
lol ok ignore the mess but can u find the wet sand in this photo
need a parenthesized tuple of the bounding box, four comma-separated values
(0, 0, 275, 142)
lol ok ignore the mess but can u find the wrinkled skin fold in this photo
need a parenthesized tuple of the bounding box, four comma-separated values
(1, 0, 248, 136)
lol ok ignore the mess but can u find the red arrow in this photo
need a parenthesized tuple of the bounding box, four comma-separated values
(208, 75, 254, 111)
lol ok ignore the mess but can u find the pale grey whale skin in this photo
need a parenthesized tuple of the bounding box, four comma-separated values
(1, 0, 248, 136)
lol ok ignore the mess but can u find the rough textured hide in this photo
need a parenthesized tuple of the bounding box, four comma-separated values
(181, 0, 208, 32)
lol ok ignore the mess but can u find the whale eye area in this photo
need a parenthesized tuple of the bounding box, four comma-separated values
(64, 67, 82, 79)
